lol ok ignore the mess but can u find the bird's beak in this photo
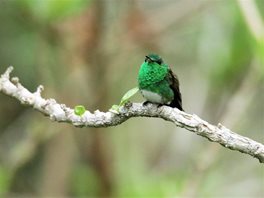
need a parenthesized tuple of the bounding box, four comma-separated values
(145, 56, 152, 63)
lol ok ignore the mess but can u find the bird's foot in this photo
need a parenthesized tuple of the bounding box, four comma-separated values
(157, 104, 164, 108)
(143, 101, 164, 108)
(142, 101, 151, 106)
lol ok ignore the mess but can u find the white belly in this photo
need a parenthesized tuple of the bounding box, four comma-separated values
(141, 90, 164, 104)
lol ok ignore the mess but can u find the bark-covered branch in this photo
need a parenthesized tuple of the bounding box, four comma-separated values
(1, 66, 264, 163)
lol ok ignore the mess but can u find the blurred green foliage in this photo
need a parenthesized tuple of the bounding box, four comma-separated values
(17, 0, 90, 21)
(71, 164, 100, 196)
(0, 166, 11, 195)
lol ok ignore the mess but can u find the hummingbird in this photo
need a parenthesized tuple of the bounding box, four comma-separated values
(138, 54, 183, 111)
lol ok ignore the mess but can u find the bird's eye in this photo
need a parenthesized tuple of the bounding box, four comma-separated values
(145, 56, 153, 63)
(156, 59, 162, 65)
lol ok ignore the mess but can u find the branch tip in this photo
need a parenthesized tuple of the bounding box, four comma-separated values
(4, 66, 14, 77)
(35, 85, 44, 95)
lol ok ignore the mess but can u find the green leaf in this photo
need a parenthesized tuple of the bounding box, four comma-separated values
(74, 105, 86, 116)
(119, 87, 139, 106)
(109, 104, 120, 114)
(109, 87, 139, 114)
(75, 88, 139, 115)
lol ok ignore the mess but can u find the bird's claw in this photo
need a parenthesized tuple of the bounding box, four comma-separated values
(157, 104, 163, 108)
(142, 101, 151, 106)
(142, 101, 164, 108)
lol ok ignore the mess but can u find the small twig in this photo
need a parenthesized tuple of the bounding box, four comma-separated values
(0, 66, 264, 163)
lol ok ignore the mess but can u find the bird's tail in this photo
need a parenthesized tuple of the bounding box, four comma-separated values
(170, 99, 183, 111)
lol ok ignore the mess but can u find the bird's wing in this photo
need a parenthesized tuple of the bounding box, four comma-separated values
(167, 68, 183, 111)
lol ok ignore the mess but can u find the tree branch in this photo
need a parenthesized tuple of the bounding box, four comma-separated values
(1, 66, 264, 163)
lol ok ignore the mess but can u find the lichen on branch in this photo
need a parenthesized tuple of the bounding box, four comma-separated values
(0, 66, 264, 163)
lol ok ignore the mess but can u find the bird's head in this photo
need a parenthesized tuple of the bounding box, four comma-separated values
(145, 54, 163, 65)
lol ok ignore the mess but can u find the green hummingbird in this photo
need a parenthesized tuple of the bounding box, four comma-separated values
(138, 54, 183, 111)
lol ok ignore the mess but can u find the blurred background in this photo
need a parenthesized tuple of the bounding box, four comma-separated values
(0, 0, 263, 197)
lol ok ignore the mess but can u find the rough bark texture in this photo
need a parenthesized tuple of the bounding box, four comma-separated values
(1, 66, 264, 163)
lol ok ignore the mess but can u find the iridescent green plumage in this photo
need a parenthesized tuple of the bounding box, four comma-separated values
(138, 54, 183, 110)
